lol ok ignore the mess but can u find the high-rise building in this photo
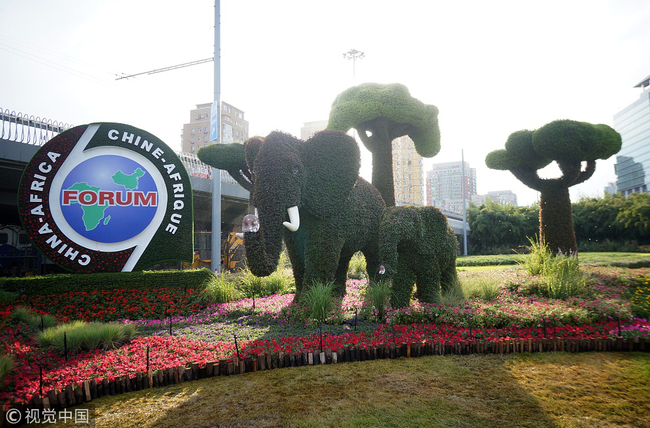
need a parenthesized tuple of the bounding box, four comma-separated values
(181, 102, 249, 153)
(426, 161, 477, 214)
(614, 76, 650, 195)
(300, 120, 328, 140)
(392, 136, 424, 206)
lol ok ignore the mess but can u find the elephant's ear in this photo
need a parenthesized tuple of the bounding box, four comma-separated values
(300, 130, 360, 218)
(244, 137, 264, 171)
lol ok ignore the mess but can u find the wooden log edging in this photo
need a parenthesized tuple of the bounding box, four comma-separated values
(5, 337, 648, 418)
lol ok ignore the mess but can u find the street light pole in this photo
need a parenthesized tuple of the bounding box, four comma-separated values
(343, 49, 365, 79)
(210, 0, 222, 274)
(461, 150, 468, 256)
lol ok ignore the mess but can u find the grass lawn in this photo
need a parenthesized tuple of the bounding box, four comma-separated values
(457, 252, 650, 268)
(52, 352, 650, 428)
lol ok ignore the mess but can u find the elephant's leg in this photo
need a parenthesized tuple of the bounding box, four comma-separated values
(390, 254, 416, 308)
(304, 236, 346, 296)
(414, 262, 442, 304)
(362, 247, 381, 284)
(334, 252, 354, 295)
(284, 239, 305, 302)
(440, 258, 458, 294)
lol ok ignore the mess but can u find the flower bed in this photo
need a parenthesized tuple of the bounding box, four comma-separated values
(1, 266, 649, 409)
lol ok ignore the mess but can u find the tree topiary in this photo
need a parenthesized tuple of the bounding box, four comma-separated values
(327, 83, 441, 207)
(485, 120, 621, 255)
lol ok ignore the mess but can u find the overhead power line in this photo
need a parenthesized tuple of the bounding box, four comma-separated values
(116, 57, 214, 80)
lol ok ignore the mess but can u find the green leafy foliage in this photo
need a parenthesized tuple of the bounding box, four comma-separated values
(328, 83, 441, 157)
(347, 252, 368, 280)
(467, 200, 539, 253)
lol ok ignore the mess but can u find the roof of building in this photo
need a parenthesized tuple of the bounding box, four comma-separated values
(634, 74, 650, 88)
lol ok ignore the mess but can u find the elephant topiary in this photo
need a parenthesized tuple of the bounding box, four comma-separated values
(379, 205, 458, 307)
(198, 130, 386, 299)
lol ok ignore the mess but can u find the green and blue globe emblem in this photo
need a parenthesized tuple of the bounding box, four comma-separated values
(60, 155, 158, 243)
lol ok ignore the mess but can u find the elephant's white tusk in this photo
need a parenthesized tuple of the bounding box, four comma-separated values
(283, 206, 300, 232)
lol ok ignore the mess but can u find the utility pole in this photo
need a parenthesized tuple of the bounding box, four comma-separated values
(210, 0, 222, 274)
(461, 150, 468, 256)
(343, 49, 365, 79)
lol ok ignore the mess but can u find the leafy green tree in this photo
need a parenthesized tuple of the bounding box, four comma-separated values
(572, 194, 625, 243)
(468, 200, 538, 252)
(617, 192, 650, 240)
(328, 83, 440, 206)
(485, 120, 621, 254)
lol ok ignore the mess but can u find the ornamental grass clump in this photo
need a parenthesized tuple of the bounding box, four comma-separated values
(300, 282, 335, 324)
(460, 274, 501, 302)
(521, 238, 553, 275)
(37, 321, 137, 353)
(544, 252, 585, 299)
(202, 273, 243, 304)
(364, 280, 391, 321)
(0, 354, 14, 385)
(520, 238, 585, 299)
(9, 306, 57, 330)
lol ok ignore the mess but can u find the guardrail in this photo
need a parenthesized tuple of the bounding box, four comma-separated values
(1, 107, 240, 186)
(0, 107, 73, 146)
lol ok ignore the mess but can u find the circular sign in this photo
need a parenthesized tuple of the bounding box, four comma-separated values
(18, 123, 193, 273)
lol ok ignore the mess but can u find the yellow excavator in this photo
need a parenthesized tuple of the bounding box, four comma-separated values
(188, 231, 246, 272)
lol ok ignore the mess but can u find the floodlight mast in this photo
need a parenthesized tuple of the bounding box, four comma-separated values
(343, 49, 365, 79)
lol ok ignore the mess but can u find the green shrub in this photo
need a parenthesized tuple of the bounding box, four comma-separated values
(300, 282, 335, 324)
(202, 273, 243, 304)
(0, 354, 14, 385)
(348, 252, 368, 279)
(364, 280, 391, 321)
(236, 270, 294, 298)
(0, 268, 215, 296)
(261, 271, 294, 295)
(37, 321, 136, 353)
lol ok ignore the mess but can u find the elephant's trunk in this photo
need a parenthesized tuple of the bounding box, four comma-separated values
(244, 206, 299, 277)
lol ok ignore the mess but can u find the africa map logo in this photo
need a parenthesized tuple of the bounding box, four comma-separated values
(60, 155, 158, 244)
